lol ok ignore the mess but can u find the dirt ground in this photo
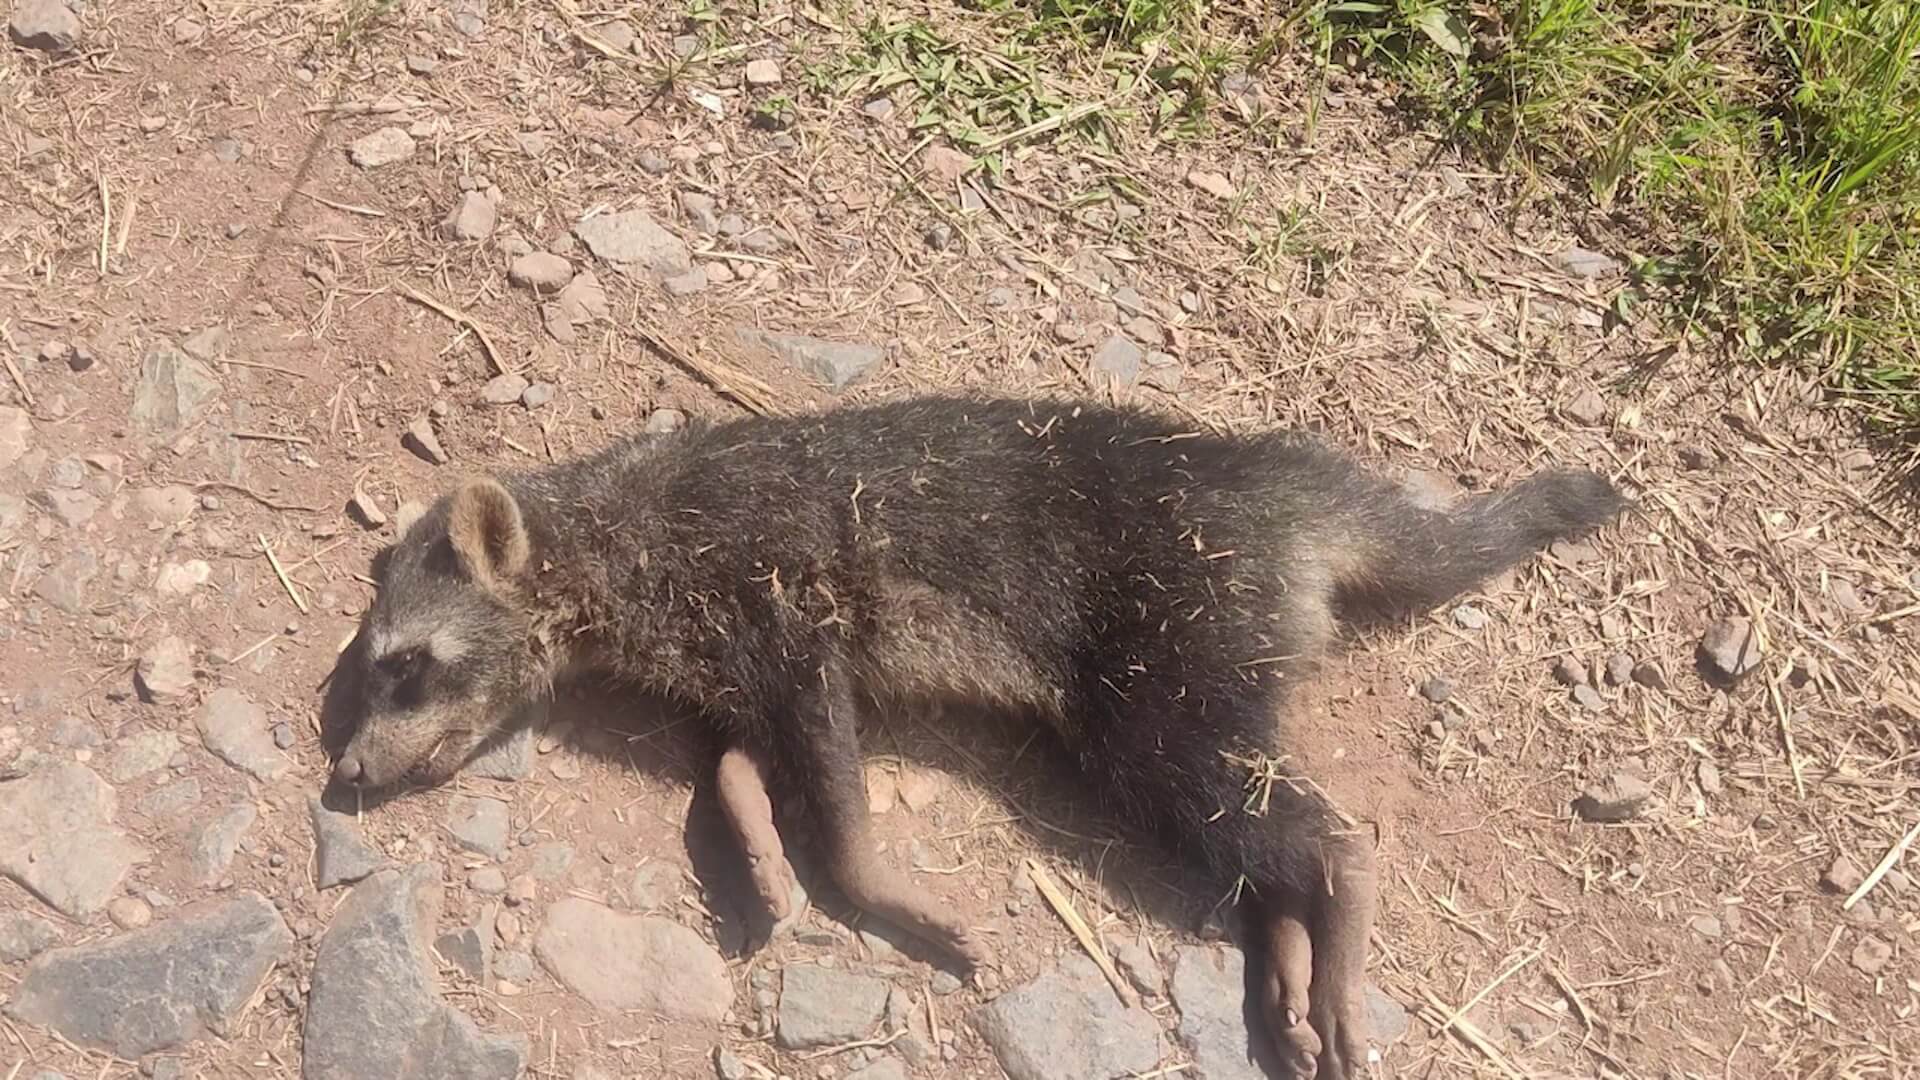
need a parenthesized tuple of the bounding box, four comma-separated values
(2, 1, 1917, 1078)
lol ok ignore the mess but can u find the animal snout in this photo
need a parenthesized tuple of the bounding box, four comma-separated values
(332, 751, 367, 786)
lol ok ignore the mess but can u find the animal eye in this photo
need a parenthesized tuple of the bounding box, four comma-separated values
(378, 647, 429, 678)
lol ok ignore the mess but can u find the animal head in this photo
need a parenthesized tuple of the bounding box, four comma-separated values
(331, 477, 540, 790)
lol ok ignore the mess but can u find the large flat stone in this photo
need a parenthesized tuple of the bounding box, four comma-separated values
(6, 894, 291, 1057)
(735, 328, 883, 391)
(972, 954, 1164, 1080)
(187, 803, 256, 885)
(310, 795, 385, 889)
(0, 762, 149, 918)
(534, 898, 731, 1022)
(0, 910, 61, 962)
(304, 864, 526, 1080)
(1169, 946, 1265, 1080)
(776, 965, 890, 1049)
(130, 345, 221, 439)
(574, 209, 691, 275)
(197, 688, 288, 781)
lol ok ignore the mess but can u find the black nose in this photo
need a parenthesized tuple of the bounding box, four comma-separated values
(334, 753, 365, 785)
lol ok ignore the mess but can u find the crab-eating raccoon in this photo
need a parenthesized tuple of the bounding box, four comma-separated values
(328, 394, 1625, 1078)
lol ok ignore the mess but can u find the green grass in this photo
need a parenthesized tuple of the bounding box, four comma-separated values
(816, 0, 1920, 439)
(1300, 0, 1920, 435)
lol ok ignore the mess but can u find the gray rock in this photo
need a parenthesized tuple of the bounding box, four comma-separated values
(132, 485, 197, 524)
(138, 778, 202, 818)
(777, 964, 890, 1049)
(1111, 937, 1164, 996)
(534, 898, 731, 1021)
(1605, 651, 1635, 688)
(188, 802, 256, 884)
(448, 795, 509, 859)
(714, 1047, 751, 1080)
(1852, 935, 1893, 975)
(182, 326, 226, 362)
(349, 127, 416, 169)
(436, 925, 491, 981)
(0, 762, 148, 918)
(1452, 604, 1489, 630)
(305, 864, 526, 1080)
(1571, 683, 1607, 713)
(1169, 946, 1263, 1080)
(555, 270, 610, 326)
(594, 20, 635, 51)
(930, 970, 963, 995)
(521, 383, 555, 410)
(441, 192, 497, 241)
(0, 492, 28, 535)
(1364, 983, 1411, 1044)
(48, 716, 100, 749)
(404, 416, 449, 464)
(574, 209, 691, 275)
(479, 372, 530, 405)
(680, 191, 720, 234)
(1822, 853, 1865, 894)
(627, 861, 676, 910)
(509, 252, 573, 294)
(495, 949, 533, 982)
(1091, 334, 1145, 389)
(34, 547, 97, 613)
(530, 842, 573, 880)
(35, 486, 99, 527)
(1563, 387, 1608, 427)
(131, 345, 221, 438)
(465, 724, 535, 780)
(9, 0, 78, 51)
(7, 894, 291, 1057)
(846, 1058, 907, 1080)
(973, 954, 1163, 1080)
(448, 0, 487, 37)
(0, 910, 60, 962)
(136, 636, 195, 701)
(110, 730, 181, 782)
(1631, 660, 1668, 690)
(663, 266, 710, 296)
(644, 408, 685, 435)
(737, 329, 883, 391)
(470, 867, 508, 895)
(407, 52, 440, 76)
(0, 405, 31, 468)
(1574, 771, 1652, 821)
(1699, 616, 1761, 684)
(1418, 676, 1454, 704)
(197, 688, 288, 781)
(1142, 351, 1183, 392)
(1556, 245, 1621, 279)
(311, 797, 384, 889)
(745, 58, 781, 86)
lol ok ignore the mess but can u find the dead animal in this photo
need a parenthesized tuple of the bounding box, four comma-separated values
(326, 394, 1626, 1078)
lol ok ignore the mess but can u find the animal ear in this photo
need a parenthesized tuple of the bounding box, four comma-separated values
(445, 478, 530, 587)
(392, 499, 428, 537)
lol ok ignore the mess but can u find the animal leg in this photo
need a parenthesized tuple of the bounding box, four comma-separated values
(783, 675, 993, 968)
(715, 743, 802, 929)
(1262, 836, 1377, 1079)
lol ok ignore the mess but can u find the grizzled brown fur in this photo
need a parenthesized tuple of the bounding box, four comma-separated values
(331, 394, 1624, 1078)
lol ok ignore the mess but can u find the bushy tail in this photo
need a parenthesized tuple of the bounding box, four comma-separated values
(1334, 468, 1627, 623)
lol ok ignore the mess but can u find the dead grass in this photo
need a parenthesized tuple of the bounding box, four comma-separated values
(0, 0, 1914, 1077)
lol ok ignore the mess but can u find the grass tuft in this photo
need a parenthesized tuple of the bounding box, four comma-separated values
(1299, 0, 1920, 435)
